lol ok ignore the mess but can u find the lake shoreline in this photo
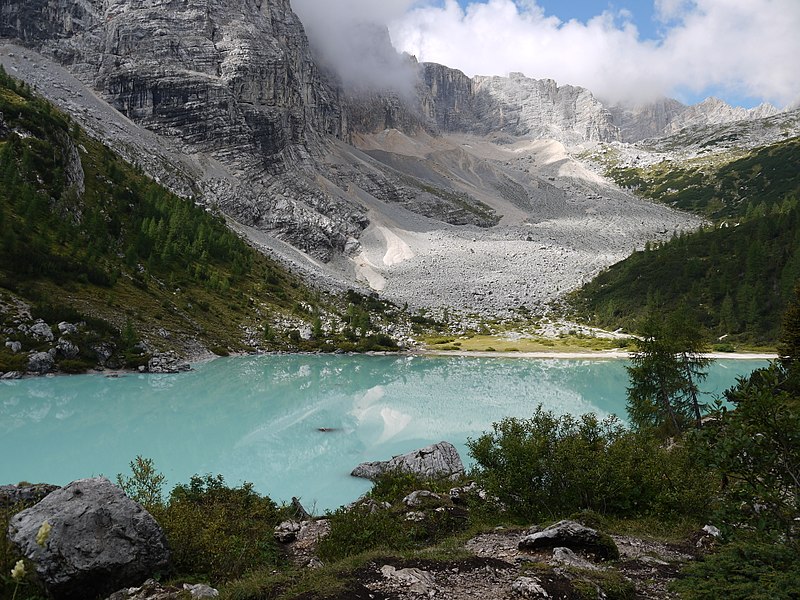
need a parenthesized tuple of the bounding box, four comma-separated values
(416, 349, 777, 360)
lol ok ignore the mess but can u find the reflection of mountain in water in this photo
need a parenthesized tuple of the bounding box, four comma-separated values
(0, 356, 765, 510)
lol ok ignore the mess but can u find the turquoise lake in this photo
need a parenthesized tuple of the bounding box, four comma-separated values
(0, 355, 767, 512)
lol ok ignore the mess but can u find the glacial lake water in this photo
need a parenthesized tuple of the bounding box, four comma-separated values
(0, 354, 767, 512)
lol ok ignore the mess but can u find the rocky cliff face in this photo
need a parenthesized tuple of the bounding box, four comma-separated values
(0, 0, 368, 260)
(610, 97, 781, 142)
(415, 64, 619, 143)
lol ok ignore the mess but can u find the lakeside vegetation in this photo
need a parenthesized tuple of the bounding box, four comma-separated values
(3, 293, 798, 599)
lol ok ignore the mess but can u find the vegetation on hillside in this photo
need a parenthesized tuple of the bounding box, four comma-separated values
(573, 136, 800, 345)
(0, 67, 400, 373)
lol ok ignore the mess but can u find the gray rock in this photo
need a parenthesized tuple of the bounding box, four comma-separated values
(147, 352, 191, 374)
(8, 477, 170, 600)
(29, 320, 54, 342)
(0, 483, 59, 508)
(92, 342, 115, 365)
(518, 520, 619, 560)
(27, 351, 54, 374)
(552, 547, 602, 571)
(274, 520, 302, 543)
(56, 337, 80, 359)
(351, 441, 465, 481)
(380, 565, 435, 595)
(402, 490, 445, 509)
(57, 322, 78, 335)
(5, 340, 22, 353)
(1, 371, 23, 379)
(182, 583, 219, 598)
(511, 576, 549, 598)
(106, 579, 217, 600)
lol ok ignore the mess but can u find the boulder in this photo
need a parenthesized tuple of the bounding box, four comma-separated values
(518, 520, 619, 560)
(29, 320, 54, 342)
(147, 352, 191, 374)
(5, 340, 22, 353)
(56, 337, 80, 359)
(274, 520, 302, 543)
(1, 371, 23, 379)
(57, 322, 78, 335)
(0, 483, 59, 508)
(27, 351, 54, 374)
(8, 477, 170, 600)
(351, 441, 465, 481)
(402, 490, 446, 509)
(511, 576, 549, 598)
(106, 580, 219, 600)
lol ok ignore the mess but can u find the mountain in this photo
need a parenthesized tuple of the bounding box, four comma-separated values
(0, 0, 791, 329)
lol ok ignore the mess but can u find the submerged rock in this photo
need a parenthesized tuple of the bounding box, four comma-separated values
(8, 477, 170, 600)
(351, 441, 465, 481)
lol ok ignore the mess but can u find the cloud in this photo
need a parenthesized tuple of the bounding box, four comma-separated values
(291, 0, 419, 91)
(385, 0, 800, 107)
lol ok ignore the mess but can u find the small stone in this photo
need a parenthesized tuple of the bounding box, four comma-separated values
(511, 576, 549, 598)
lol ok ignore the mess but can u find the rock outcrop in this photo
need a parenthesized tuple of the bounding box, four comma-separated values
(351, 441, 465, 481)
(0, 483, 58, 507)
(518, 519, 619, 560)
(8, 477, 170, 600)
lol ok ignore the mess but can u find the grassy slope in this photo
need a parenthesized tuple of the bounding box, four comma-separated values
(572, 136, 800, 346)
(0, 69, 397, 372)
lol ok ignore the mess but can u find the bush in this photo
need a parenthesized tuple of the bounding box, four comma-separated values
(157, 474, 282, 584)
(468, 406, 716, 522)
(673, 540, 800, 599)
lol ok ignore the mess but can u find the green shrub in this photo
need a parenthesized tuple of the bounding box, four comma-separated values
(468, 406, 716, 522)
(673, 540, 800, 599)
(157, 474, 282, 584)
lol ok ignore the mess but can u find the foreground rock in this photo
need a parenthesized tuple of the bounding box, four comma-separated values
(351, 441, 465, 481)
(106, 579, 219, 599)
(8, 477, 170, 600)
(519, 520, 620, 560)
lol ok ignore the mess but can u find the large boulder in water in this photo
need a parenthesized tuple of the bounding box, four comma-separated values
(7, 477, 170, 600)
(351, 441, 465, 481)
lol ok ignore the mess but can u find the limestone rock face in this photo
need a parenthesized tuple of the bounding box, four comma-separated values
(0, 0, 366, 260)
(351, 441, 465, 481)
(418, 64, 619, 143)
(610, 97, 781, 141)
(8, 477, 170, 600)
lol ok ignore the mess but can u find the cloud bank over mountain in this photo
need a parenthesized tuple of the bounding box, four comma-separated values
(294, 0, 800, 108)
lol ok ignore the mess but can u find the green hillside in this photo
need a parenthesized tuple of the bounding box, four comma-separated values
(0, 68, 397, 373)
(573, 136, 800, 346)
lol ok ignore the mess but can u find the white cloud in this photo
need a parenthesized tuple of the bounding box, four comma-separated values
(384, 0, 800, 107)
(291, 0, 419, 90)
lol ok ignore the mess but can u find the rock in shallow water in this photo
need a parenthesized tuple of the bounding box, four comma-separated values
(8, 477, 170, 600)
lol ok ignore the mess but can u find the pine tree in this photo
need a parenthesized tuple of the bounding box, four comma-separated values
(778, 282, 800, 369)
(626, 309, 710, 436)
